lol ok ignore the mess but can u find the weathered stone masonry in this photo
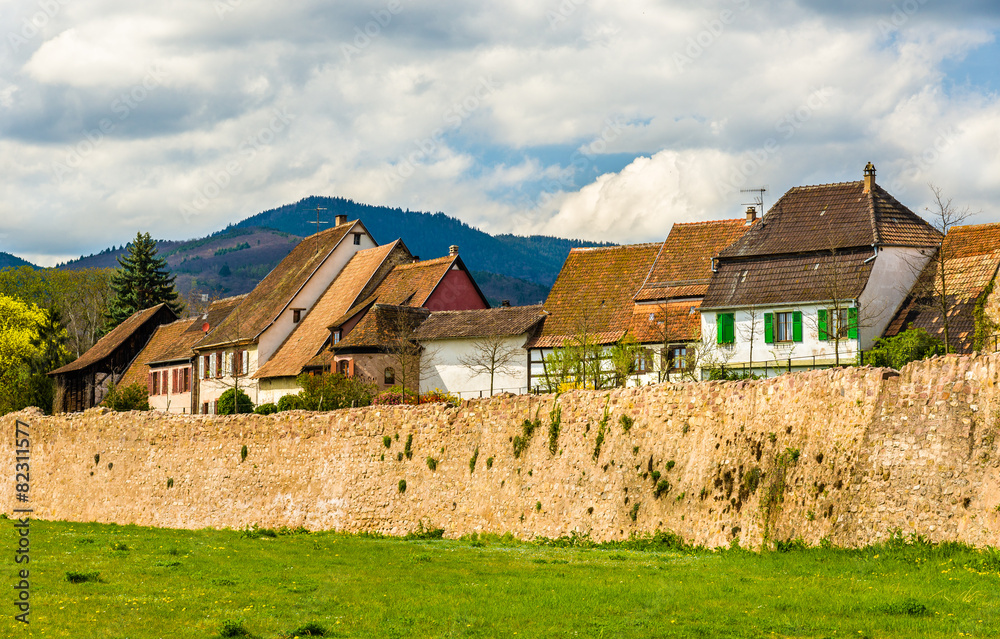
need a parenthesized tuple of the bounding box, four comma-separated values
(4, 353, 1000, 548)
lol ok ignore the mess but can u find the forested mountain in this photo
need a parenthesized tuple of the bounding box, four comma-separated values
(50, 196, 615, 306)
(0, 251, 36, 270)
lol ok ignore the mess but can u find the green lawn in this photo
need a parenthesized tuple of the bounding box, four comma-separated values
(4, 519, 999, 638)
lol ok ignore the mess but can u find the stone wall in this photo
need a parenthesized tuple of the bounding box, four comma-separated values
(4, 353, 1000, 548)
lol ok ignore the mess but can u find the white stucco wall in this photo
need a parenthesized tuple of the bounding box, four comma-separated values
(526, 344, 668, 392)
(858, 246, 935, 350)
(197, 345, 260, 411)
(148, 364, 194, 414)
(257, 224, 376, 365)
(420, 336, 530, 398)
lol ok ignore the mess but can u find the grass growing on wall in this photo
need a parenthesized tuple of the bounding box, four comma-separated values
(9, 520, 1000, 638)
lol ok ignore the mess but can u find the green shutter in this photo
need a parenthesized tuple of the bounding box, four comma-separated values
(848, 307, 858, 339)
(793, 311, 803, 342)
(717, 314, 725, 344)
(818, 309, 828, 341)
(717, 313, 735, 344)
(726, 313, 735, 344)
(764, 312, 774, 343)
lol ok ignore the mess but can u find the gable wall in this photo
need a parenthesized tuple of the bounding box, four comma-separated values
(425, 268, 487, 311)
(858, 246, 935, 350)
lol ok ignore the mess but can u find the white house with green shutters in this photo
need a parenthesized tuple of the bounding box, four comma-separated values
(699, 165, 941, 377)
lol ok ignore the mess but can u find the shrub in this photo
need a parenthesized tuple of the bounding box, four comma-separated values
(276, 394, 303, 412)
(166, 477, 174, 489)
(217, 388, 254, 415)
(513, 417, 540, 458)
(654, 479, 671, 498)
(373, 385, 419, 405)
(469, 447, 479, 474)
(383, 435, 392, 448)
(287, 622, 327, 636)
(866, 326, 944, 369)
(535, 501, 542, 512)
(628, 502, 640, 522)
(420, 388, 460, 404)
(486, 456, 494, 469)
(405, 521, 444, 540)
(593, 398, 610, 461)
(404, 434, 413, 459)
(240, 444, 248, 462)
(619, 414, 633, 433)
(241, 525, 277, 539)
(101, 383, 150, 411)
(398, 479, 407, 493)
(548, 402, 562, 454)
(880, 598, 930, 616)
(65, 571, 101, 583)
(219, 619, 251, 637)
(426, 457, 438, 471)
(665, 460, 675, 471)
(295, 372, 377, 411)
(253, 403, 277, 415)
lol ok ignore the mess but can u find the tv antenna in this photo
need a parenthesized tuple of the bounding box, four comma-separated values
(307, 205, 328, 232)
(740, 187, 767, 214)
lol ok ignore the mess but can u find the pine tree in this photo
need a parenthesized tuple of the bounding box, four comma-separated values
(105, 232, 183, 329)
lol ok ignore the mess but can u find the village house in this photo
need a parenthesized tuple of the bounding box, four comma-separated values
(193, 215, 378, 409)
(412, 303, 545, 398)
(317, 246, 490, 391)
(700, 164, 942, 376)
(884, 221, 1000, 354)
(48, 303, 177, 413)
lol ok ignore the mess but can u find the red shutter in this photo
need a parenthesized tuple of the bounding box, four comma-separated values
(148, 372, 154, 395)
(172, 369, 177, 393)
(153, 372, 159, 395)
(161, 373, 168, 395)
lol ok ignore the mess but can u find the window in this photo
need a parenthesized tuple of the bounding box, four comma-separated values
(150, 372, 158, 395)
(202, 402, 209, 414)
(668, 346, 688, 371)
(215, 352, 223, 378)
(202, 355, 210, 379)
(716, 312, 735, 344)
(292, 308, 304, 323)
(818, 308, 858, 340)
(384, 367, 395, 385)
(353, 232, 362, 245)
(764, 311, 803, 343)
(333, 330, 341, 344)
(337, 360, 350, 376)
(635, 348, 653, 373)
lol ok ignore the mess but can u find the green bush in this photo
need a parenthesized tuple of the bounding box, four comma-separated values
(219, 618, 251, 637)
(65, 571, 101, 583)
(277, 394, 303, 412)
(398, 479, 407, 493)
(383, 435, 392, 448)
(217, 388, 254, 415)
(295, 372, 377, 411)
(253, 403, 277, 415)
(287, 622, 327, 636)
(101, 383, 150, 411)
(866, 326, 944, 370)
(426, 457, 438, 471)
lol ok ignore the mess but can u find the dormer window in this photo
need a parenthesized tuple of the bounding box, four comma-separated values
(333, 330, 341, 344)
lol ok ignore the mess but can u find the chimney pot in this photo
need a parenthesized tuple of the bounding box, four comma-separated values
(863, 162, 876, 193)
(501, 300, 511, 307)
(449, 245, 459, 256)
(335, 214, 348, 226)
(412, 255, 420, 263)
(745, 206, 757, 224)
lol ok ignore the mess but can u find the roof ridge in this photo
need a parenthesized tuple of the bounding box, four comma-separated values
(867, 187, 880, 245)
(672, 218, 748, 226)
(570, 242, 658, 253)
(788, 179, 862, 191)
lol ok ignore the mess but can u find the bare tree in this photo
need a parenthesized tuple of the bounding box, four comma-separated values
(925, 185, 977, 353)
(458, 334, 521, 396)
(737, 306, 764, 373)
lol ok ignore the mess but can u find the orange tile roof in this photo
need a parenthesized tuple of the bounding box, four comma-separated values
(119, 318, 200, 388)
(185, 295, 246, 335)
(49, 304, 175, 375)
(329, 255, 460, 329)
(254, 241, 412, 379)
(529, 243, 660, 348)
(629, 301, 702, 343)
(635, 218, 754, 302)
(884, 222, 1000, 353)
(718, 180, 941, 259)
(195, 221, 356, 349)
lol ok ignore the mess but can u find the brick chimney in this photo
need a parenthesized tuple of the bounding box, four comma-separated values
(745, 206, 757, 225)
(335, 214, 348, 226)
(449, 245, 459, 256)
(863, 162, 876, 193)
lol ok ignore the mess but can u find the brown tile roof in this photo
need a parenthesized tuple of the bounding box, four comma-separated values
(629, 301, 702, 343)
(254, 241, 411, 379)
(329, 255, 461, 329)
(334, 304, 430, 351)
(412, 305, 545, 341)
(184, 295, 246, 335)
(119, 318, 200, 388)
(883, 223, 1000, 353)
(528, 243, 660, 348)
(635, 218, 754, 302)
(195, 221, 357, 349)
(49, 304, 176, 375)
(718, 180, 941, 259)
(702, 249, 874, 309)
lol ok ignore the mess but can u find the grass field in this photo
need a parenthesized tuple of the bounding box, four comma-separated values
(4, 518, 1000, 638)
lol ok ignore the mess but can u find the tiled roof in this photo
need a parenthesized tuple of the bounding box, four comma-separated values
(119, 318, 200, 388)
(329, 255, 460, 329)
(718, 180, 941, 259)
(412, 304, 545, 341)
(702, 249, 874, 309)
(185, 295, 246, 336)
(49, 304, 175, 375)
(196, 222, 356, 349)
(635, 218, 754, 302)
(883, 223, 1000, 353)
(334, 304, 430, 350)
(254, 241, 411, 379)
(528, 243, 660, 348)
(629, 301, 702, 343)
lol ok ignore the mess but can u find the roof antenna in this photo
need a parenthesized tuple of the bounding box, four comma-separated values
(740, 187, 767, 215)
(307, 204, 328, 233)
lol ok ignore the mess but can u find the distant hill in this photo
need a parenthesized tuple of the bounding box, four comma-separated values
(55, 196, 616, 307)
(232, 196, 613, 287)
(0, 252, 36, 270)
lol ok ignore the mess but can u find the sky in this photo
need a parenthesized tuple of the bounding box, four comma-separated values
(1, 0, 998, 267)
